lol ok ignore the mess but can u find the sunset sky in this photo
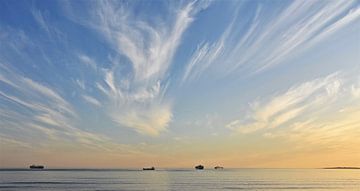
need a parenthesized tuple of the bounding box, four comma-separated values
(0, 0, 359, 168)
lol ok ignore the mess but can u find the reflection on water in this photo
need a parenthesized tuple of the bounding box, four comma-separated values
(0, 169, 359, 190)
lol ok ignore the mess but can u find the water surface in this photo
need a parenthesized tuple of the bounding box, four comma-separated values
(0, 168, 359, 190)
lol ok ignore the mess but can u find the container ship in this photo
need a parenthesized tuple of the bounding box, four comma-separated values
(195, 165, 204, 170)
(29, 165, 44, 169)
(143, 167, 155, 170)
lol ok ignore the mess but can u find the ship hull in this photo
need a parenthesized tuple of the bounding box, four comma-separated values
(29, 165, 44, 169)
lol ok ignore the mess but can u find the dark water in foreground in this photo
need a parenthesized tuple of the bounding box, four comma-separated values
(0, 168, 359, 190)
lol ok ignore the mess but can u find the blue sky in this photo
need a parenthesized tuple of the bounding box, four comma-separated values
(0, 0, 359, 168)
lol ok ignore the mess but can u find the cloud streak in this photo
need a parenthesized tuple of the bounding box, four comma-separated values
(183, 0, 359, 81)
(227, 72, 360, 134)
(68, 1, 209, 135)
(82, 95, 102, 107)
(0, 63, 124, 151)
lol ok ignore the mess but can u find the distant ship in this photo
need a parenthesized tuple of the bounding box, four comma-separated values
(29, 164, 44, 169)
(143, 167, 155, 170)
(195, 165, 204, 170)
(214, 166, 224, 169)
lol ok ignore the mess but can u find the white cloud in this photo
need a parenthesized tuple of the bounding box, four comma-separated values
(183, 0, 358, 80)
(111, 103, 173, 136)
(263, 109, 360, 150)
(351, 78, 360, 98)
(75, 1, 208, 135)
(31, 9, 50, 35)
(75, 79, 85, 89)
(306, 6, 360, 49)
(182, 41, 224, 83)
(351, 85, 360, 98)
(94, 1, 197, 83)
(226, 72, 352, 133)
(78, 54, 97, 70)
(0, 134, 31, 149)
(35, 114, 62, 127)
(82, 95, 102, 107)
(104, 70, 116, 93)
(0, 64, 120, 150)
(21, 77, 75, 116)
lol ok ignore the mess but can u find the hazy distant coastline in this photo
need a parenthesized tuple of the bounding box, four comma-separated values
(324, 167, 360, 169)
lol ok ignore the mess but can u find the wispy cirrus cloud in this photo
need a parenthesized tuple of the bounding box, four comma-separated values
(351, 81, 360, 98)
(182, 41, 224, 83)
(31, 8, 51, 35)
(82, 95, 102, 107)
(67, 1, 211, 135)
(226, 72, 360, 134)
(0, 133, 32, 149)
(78, 54, 97, 70)
(183, 0, 360, 82)
(0, 63, 122, 151)
(263, 108, 360, 152)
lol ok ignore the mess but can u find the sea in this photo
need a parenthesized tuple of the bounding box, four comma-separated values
(0, 168, 359, 190)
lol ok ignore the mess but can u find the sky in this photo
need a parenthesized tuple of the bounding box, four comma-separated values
(0, 0, 359, 168)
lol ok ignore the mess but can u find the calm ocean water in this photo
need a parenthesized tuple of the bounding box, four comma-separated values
(0, 168, 359, 190)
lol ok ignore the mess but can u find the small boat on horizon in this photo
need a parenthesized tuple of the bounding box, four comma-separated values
(195, 165, 204, 170)
(214, 166, 224, 169)
(29, 164, 44, 169)
(143, 167, 155, 170)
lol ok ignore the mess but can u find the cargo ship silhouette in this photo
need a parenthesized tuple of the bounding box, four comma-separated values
(29, 164, 44, 169)
(195, 165, 204, 170)
(143, 167, 155, 170)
